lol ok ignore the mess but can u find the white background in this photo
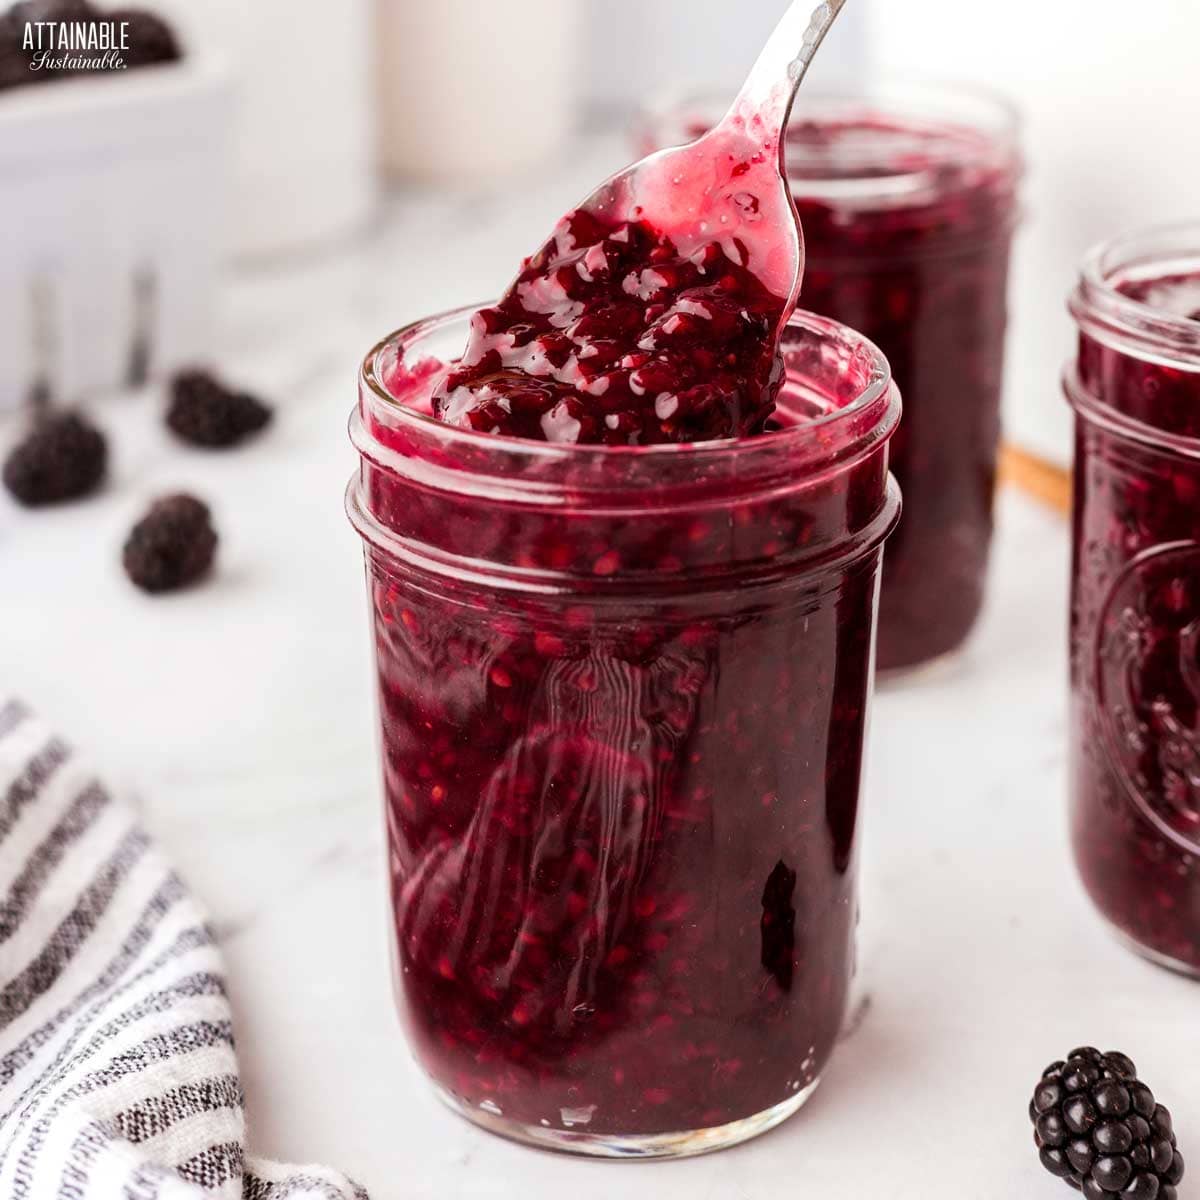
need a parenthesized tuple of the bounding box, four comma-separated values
(582, 0, 871, 103)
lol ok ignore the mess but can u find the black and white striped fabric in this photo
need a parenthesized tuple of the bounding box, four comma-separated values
(0, 700, 367, 1199)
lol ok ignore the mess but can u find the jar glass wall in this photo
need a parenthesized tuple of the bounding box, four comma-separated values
(347, 307, 901, 1157)
(636, 81, 1021, 673)
(1066, 223, 1200, 978)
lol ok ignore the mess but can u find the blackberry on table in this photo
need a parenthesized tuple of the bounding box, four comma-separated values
(106, 7, 181, 68)
(1, 1, 179, 89)
(11, 0, 97, 17)
(1031, 1047, 1185, 1199)
(3, 411, 107, 506)
(166, 370, 272, 448)
(0, 10, 31, 91)
(123, 494, 217, 593)
(2, 1, 99, 89)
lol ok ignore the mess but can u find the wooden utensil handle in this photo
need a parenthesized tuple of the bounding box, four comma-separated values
(998, 442, 1071, 514)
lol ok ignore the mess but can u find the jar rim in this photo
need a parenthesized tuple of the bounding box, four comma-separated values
(633, 76, 1022, 187)
(350, 304, 901, 594)
(356, 302, 898, 469)
(1071, 222, 1200, 371)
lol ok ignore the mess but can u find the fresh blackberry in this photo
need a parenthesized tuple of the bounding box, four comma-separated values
(1031, 1047, 1185, 1199)
(7, 0, 97, 35)
(11, 0, 98, 17)
(3, 411, 107, 506)
(166, 369, 272, 448)
(3, 0, 99, 86)
(106, 8, 181, 68)
(0, 7, 30, 90)
(123, 494, 217, 593)
(0, 56, 26, 91)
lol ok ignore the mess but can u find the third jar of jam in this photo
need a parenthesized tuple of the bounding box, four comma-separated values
(1066, 224, 1200, 977)
(1070, 223, 1200, 974)
(637, 81, 1022, 672)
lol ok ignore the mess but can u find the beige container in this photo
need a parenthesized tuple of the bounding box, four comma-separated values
(152, 0, 375, 257)
(375, 0, 582, 181)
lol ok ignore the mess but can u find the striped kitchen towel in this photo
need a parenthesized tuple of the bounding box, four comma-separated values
(0, 699, 367, 1200)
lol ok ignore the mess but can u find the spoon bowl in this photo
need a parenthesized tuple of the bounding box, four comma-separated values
(431, 0, 850, 446)
(574, 0, 848, 322)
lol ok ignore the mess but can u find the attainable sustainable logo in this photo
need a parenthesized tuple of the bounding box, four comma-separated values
(21, 17, 131, 74)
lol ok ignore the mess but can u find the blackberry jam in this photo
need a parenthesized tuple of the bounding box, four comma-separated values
(638, 83, 1020, 671)
(1066, 224, 1200, 977)
(348, 307, 900, 1156)
(432, 209, 786, 445)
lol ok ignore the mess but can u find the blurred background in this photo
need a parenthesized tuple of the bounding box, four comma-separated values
(3, 4, 1197, 1182)
(3, 0, 1198, 463)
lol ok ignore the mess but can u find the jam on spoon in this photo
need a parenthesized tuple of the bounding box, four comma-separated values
(432, 0, 847, 446)
(432, 212, 787, 445)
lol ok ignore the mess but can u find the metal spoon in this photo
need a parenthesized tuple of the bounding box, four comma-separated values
(576, 0, 847, 319)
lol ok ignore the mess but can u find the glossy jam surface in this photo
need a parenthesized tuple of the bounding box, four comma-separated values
(434, 101, 800, 449)
(354, 314, 899, 1140)
(433, 211, 785, 445)
(1069, 269, 1200, 975)
(647, 102, 1019, 670)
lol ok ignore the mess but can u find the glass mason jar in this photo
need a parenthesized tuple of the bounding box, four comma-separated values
(636, 81, 1021, 673)
(347, 306, 901, 1157)
(1066, 225, 1200, 978)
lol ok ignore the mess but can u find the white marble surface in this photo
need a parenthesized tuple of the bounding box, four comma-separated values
(2, 140, 1196, 1198)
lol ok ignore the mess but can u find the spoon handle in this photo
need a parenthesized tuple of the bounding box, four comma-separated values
(729, 0, 847, 138)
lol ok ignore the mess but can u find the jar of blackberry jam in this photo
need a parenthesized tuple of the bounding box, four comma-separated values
(1067, 225, 1200, 978)
(347, 306, 900, 1157)
(637, 82, 1021, 672)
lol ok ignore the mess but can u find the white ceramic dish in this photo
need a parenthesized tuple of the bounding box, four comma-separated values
(0, 57, 232, 412)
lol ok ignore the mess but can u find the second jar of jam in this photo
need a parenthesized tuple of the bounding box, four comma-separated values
(637, 81, 1022, 672)
(1067, 224, 1200, 977)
